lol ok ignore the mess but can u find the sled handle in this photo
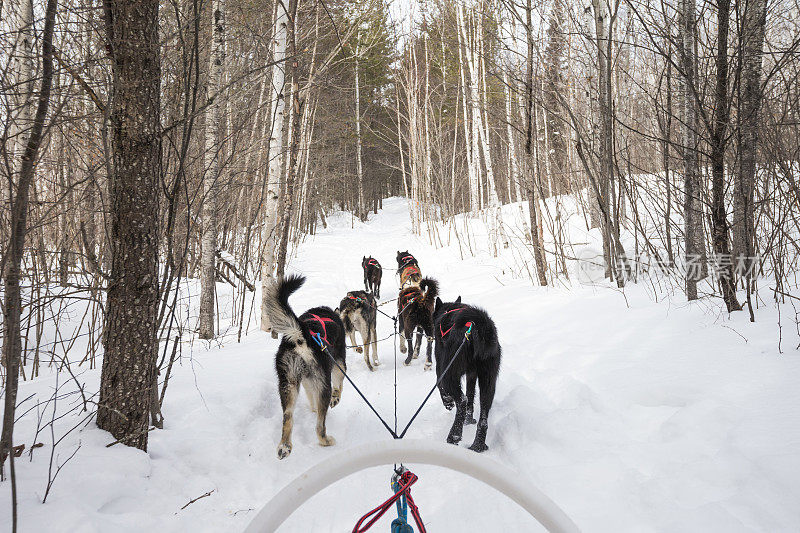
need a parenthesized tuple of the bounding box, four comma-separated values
(243, 439, 580, 533)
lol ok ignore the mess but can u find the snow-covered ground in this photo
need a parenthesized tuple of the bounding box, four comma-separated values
(3, 197, 800, 532)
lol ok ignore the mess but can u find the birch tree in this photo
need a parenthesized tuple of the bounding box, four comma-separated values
(354, 37, 366, 221)
(261, 0, 288, 333)
(199, 0, 226, 339)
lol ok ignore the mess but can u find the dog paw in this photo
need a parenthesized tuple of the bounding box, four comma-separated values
(318, 435, 336, 447)
(465, 416, 477, 425)
(372, 360, 381, 366)
(399, 344, 407, 354)
(446, 434, 462, 445)
(468, 442, 488, 453)
(355, 347, 363, 353)
(424, 362, 432, 371)
(277, 443, 292, 459)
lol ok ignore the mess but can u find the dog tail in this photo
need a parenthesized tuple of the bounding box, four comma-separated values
(419, 277, 439, 307)
(264, 274, 305, 343)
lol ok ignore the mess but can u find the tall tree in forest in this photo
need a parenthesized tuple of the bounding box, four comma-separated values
(457, 3, 480, 212)
(544, 0, 568, 194)
(275, 0, 301, 277)
(679, 0, 706, 300)
(590, 0, 629, 286)
(524, 0, 548, 285)
(97, 0, 162, 451)
(354, 35, 366, 221)
(734, 0, 767, 303)
(261, 0, 288, 333)
(709, 0, 740, 312)
(199, 0, 226, 339)
(1, 5, 57, 530)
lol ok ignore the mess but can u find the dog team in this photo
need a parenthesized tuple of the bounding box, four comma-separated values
(263, 251, 502, 459)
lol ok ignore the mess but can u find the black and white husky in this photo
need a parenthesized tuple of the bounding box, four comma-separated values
(338, 290, 379, 371)
(433, 296, 501, 452)
(264, 274, 346, 459)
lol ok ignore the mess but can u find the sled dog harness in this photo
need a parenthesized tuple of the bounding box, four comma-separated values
(303, 313, 335, 344)
(365, 258, 380, 268)
(399, 292, 418, 312)
(438, 307, 471, 338)
(401, 265, 420, 277)
(398, 255, 417, 271)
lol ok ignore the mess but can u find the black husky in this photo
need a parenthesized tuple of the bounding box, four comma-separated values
(433, 296, 501, 452)
(264, 275, 346, 459)
(362, 256, 382, 299)
(398, 277, 438, 370)
(338, 290, 379, 371)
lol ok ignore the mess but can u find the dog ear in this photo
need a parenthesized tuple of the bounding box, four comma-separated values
(455, 295, 462, 303)
(434, 297, 442, 314)
(334, 307, 339, 313)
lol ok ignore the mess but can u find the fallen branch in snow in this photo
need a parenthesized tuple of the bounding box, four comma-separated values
(771, 287, 800, 302)
(721, 325, 748, 343)
(180, 489, 215, 510)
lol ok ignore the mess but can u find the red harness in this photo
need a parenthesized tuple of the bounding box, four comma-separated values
(402, 265, 420, 277)
(399, 291, 419, 311)
(365, 258, 380, 268)
(399, 255, 417, 269)
(439, 307, 469, 337)
(303, 313, 335, 344)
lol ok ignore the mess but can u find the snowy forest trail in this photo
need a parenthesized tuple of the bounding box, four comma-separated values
(5, 198, 800, 532)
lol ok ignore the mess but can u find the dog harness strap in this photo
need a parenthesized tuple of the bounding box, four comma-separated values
(439, 308, 467, 338)
(303, 313, 334, 344)
(402, 265, 420, 276)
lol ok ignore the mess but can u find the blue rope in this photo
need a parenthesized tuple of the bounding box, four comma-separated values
(390, 478, 413, 533)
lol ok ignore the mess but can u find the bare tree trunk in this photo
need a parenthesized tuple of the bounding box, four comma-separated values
(261, 0, 287, 332)
(710, 0, 740, 312)
(525, 0, 548, 286)
(275, 0, 301, 277)
(660, 42, 675, 264)
(475, 9, 501, 252)
(592, 0, 616, 283)
(199, 0, 225, 339)
(458, 4, 479, 213)
(96, 0, 161, 451)
(679, 0, 706, 300)
(354, 38, 366, 221)
(1, 8, 57, 523)
(544, 0, 568, 195)
(734, 0, 766, 303)
(504, 70, 529, 237)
